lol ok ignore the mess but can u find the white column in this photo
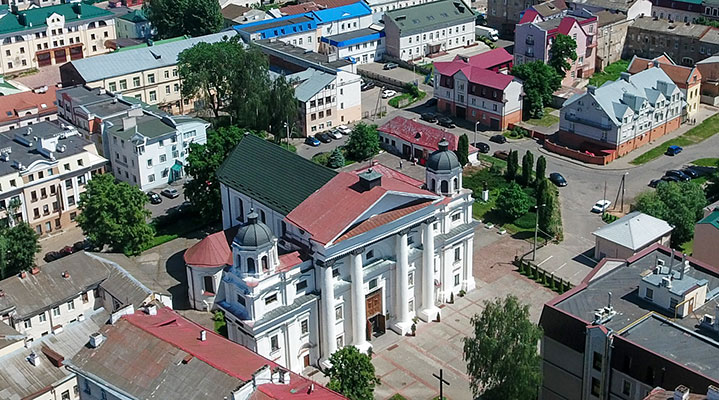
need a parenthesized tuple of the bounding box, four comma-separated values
(420, 220, 440, 322)
(320, 262, 336, 367)
(464, 236, 476, 292)
(391, 230, 413, 335)
(349, 250, 371, 353)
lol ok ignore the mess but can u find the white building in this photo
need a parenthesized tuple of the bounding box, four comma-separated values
(383, 0, 476, 61)
(186, 134, 477, 373)
(104, 108, 209, 191)
(319, 26, 386, 64)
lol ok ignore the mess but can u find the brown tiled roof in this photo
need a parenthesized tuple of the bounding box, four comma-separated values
(0, 86, 57, 124)
(627, 55, 698, 85)
(222, 4, 252, 19)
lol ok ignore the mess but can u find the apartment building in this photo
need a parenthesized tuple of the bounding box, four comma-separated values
(319, 27, 385, 64)
(651, 0, 702, 22)
(59, 31, 236, 114)
(628, 54, 702, 116)
(0, 85, 58, 132)
(487, 0, 541, 36)
(595, 10, 633, 70)
(115, 9, 152, 40)
(383, 0, 476, 62)
(540, 245, 719, 399)
(558, 68, 684, 159)
(0, 3, 116, 76)
(0, 122, 107, 236)
(514, 9, 597, 86)
(565, 0, 652, 19)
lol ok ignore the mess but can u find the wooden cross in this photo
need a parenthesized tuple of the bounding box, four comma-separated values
(432, 369, 450, 400)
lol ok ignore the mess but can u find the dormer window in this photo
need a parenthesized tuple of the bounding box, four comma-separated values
(366, 250, 374, 260)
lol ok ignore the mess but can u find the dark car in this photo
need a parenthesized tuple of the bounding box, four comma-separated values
(475, 142, 490, 153)
(73, 240, 89, 252)
(685, 165, 712, 177)
(493, 150, 509, 160)
(304, 136, 320, 146)
(161, 188, 180, 198)
(666, 145, 683, 156)
(421, 112, 438, 123)
(489, 134, 507, 144)
(44, 251, 62, 263)
(437, 117, 455, 128)
(549, 172, 568, 187)
(649, 175, 679, 188)
(681, 168, 699, 179)
(665, 170, 691, 182)
(361, 81, 375, 91)
(147, 191, 162, 204)
(60, 246, 75, 257)
(315, 132, 332, 143)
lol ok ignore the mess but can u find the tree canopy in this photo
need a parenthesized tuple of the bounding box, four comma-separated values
(464, 295, 543, 400)
(496, 182, 531, 220)
(144, 0, 222, 39)
(511, 61, 562, 118)
(548, 34, 578, 77)
(705, 160, 719, 202)
(345, 122, 380, 161)
(76, 174, 154, 255)
(324, 346, 379, 400)
(328, 148, 346, 169)
(635, 181, 706, 246)
(0, 223, 39, 279)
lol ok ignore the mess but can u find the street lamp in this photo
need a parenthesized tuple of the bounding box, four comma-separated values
(474, 121, 480, 146)
(532, 203, 546, 261)
(283, 121, 290, 146)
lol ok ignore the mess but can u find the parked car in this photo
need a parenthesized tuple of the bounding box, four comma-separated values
(420, 112, 438, 123)
(328, 129, 343, 140)
(161, 188, 180, 199)
(361, 81, 375, 91)
(60, 246, 75, 257)
(383, 62, 398, 70)
(437, 116, 455, 128)
(666, 145, 683, 156)
(147, 191, 162, 204)
(493, 150, 509, 160)
(382, 89, 397, 98)
(549, 172, 568, 187)
(649, 176, 680, 187)
(681, 168, 699, 179)
(315, 132, 332, 143)
(73, 240, 89, 252)
(665, 170, 691, 182)
(489, 134, 507, 144)
(591, 199, 612, 213)
(684, 165, 711, 177)
(475, 142, 490, 153)
(305, 136, 320, 146)
(44, 251, 62, 263)
(337, 125, 352, 135)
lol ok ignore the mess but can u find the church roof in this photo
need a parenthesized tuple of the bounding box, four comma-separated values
(184, 231, 233, 268)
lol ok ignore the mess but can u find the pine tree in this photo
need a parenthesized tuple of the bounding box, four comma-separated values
(456, 134, 470, 166)
(521, 150, 534, 187)
(535, 156, 547, 189)
(506, 150, 519, 182)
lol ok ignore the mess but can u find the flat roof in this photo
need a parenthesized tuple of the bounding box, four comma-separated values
(630, 16, 710, 38)
(321, 27, 384, 47)
(256, 39, 352, 72)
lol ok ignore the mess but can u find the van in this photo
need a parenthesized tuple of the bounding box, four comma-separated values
(475, 25, 499, 41)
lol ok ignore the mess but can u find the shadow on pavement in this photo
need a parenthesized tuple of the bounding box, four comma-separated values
(572, 248, 598, 268)
(165, 249, 190, 310)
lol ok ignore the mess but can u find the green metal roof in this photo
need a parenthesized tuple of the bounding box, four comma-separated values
(0, 3, 113, 35)
(385, 0, 476, 37)
(217, 134, 337, 215)
(115, 35, 190, 52)
(118, 9, 148, 23)
(698, 209, 719, 230)
(107, 115, 176, 140)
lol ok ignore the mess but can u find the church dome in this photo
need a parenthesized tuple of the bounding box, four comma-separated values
(234, 211, 274, 248)
(426, 139, 461, 172)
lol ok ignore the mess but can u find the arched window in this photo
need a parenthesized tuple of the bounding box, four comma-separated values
(247, 258, 255, 274)
(236, 254, 241, 268)
(441, 180, 449, 193)
(98, 20, 107, 27)
(431, 178, 436, 192)
(262, 256, 269, 272)
(88, 22, 96, 29)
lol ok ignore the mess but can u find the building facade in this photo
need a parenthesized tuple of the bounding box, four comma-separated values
(650, 0, 702, 22)
(627, 54, 702, 116)
(0, 3, 116, 76)
(557, 68, 684, 159)
(0, 85, 58, 132)
(487, 0, 541, 36)
(623, 17, 719, 66)
(383, 0, 476, 61)
(692, 208, 719, 268)
(595, 10, 633, 70)
(115, 9, 152, 40)
(319, 27, 385, 64)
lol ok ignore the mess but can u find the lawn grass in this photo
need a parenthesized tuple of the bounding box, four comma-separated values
(389, 395, 408, 400)
(388, 90, 427, 108)
(589, 59, 630, 86)
(525, 107, 560, 127)
(692, 158, 719, 167)
(630, 113, 719, 165)
(213, 311, 228, 337)
(138, 208, 211, 253)
(478, 154, 507, 169)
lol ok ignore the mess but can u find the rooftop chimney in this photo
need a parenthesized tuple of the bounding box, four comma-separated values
(358, 168, 382, 191)
(89, 332, 105, 348)
(662, 276, 672, 288)
(27, 352, 40, 366)
(200, 330, 207, 341)
(146, 304, 157, 316)
(674, 385, 690, 400)
(122, 117, 136, 131)
(587, 85, 596, 94)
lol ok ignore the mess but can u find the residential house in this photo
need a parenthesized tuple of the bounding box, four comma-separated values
(59, 31, 236, 114)
(378, 116, 480, 163)
(514, 10, 598, 86)
(592, 211, 673, 259)
(696, 55, 719, 104)
(556, 68, 684, 161)
(280, 0, 362, 16)
(595, 10, 633, 70)
(565, 0, 652, 19)
(651, 0, 703, 22)
(383, 0, 476, 62)
(624, 17, 719, 66)
(0, 122, 107, 236)
(540, 245, 719, 399)
(433, 51, 523, 130)
(210, 134, 477, 372)
(319, 26, 385, 64)
(628, 54, 702, 116)
(692, 208, 719, 268)
(0, 3, 117, 75)
(221, 4, 268, 26)
(0, 85, 58, 132)
(518, 0, 569, 24)
(487, 0, 542, 36)
(115, 9, 151, 40)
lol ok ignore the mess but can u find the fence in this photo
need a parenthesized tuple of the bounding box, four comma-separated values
(507, 123, 550, 141)
(543, 140, 614, 165)
(513, 257, 573, 294)
(357, 69, 406, 92)
(383, 54, 434, 76)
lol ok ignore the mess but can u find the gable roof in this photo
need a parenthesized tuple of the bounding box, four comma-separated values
(0, 3, 113, 35)
(285, 171, 439, 245)
(466, 48, 514, 69)
(184, 231, 233, 268)
(217, 134, 337, 215)
(118, 9, 148, 23)
(385, 0, 476, 36)
(0, 86, 57, 124)
(698, 209, 719, 230)
(592, 211, 673, 250)
(286, 68, 336, 102)
(627, 55, 700, 86)
(378, 116, 480, 153)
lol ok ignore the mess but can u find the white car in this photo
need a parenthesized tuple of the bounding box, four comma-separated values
(382, 89, 397, 99)
(327, 129, 343, 140)
(337, 125, 352, 135)
(591, 200, 612, 213)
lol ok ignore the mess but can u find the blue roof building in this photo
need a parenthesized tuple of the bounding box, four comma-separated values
(319, 27, 385, 64)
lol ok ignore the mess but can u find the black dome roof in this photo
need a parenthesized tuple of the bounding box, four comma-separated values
(234, 211, 274, 248)
(426, 139, 461, 171)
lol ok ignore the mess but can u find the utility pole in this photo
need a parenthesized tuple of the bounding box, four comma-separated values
(533, 203, 546, 261)
(621, 172, 627, 213)
(474, 121, 480, 146)
(603, 180, 607, 219)
(432, 369, 450, 400)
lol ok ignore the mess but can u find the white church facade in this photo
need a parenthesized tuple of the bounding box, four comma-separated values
(184, 134, 478, 373)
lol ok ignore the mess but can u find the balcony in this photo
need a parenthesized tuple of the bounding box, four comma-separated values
(526, 36, 534, 45)
(565, 114, 612, 130)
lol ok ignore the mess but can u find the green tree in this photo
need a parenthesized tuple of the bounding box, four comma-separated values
(548, 34, 577, 77)
(184, 126, 247, 219)
(506, 150, 519, 182)
(536, 178, 558, 236)
(345, 122, 380, 161)
(464, 295, 543, 400)
(635, 181, 706, 246)
(521, 150, 534, 187)
(324, 346, 380, 400)
(511, 61, 562, 118)
(705, 160, 719, 201)
(328, 148, 346, 168)
(496, 182, 531, 220)
(455, 134, 469, 166)
(0, 223, 39, 279)
(266, 74, 298, 142)
(404, 82, 421, 98)
(183, 0, 223, 37)
(535, 156, 547, 189)
(229, 45, 272, 130)
(76, 174, 154, 255)
(144, 0, 222, 39)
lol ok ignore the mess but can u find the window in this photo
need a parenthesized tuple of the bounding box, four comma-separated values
(61, 390, 70, 400)
(591, 377, 600, 396)
(203, 275, 214, 294)
(409, 299, 414, 312)
(120, 79, 127, 90)
(593, 351, 602, 371)
(332, 268, 339, 278)
(454, 273, 460, 286)
(70, 212, 77, 221)
(301, 318, 309, 335)
(335, 305, 343, 321)
(160, 154, 167, 163)
(454, 247, 461, 262)
(451, 213, 461, 222)
(39, 312, 46, 322)
(147, 159, 153, 167)
(67, 299, 75, 311)
(622, 380, 631, 396)
(149, 91, 157, 102)
(108, 82, 116, 92)
(52, 306, 61, 316)
(237, 294, 246, 307)
(296, 280, 307, 291)
(68, 195, 75, 206)
(645, 287, 653, 300)
(336, 334, 344, 348)
(270, 334, 280, 352)
(82, 292, 89, 303)
(670, 297, 679, 310)
(408, 271, 414, 286)
(265, 293, 278, 305)
(366, 250, 374, 260)
(133, 77, 140, 87)
(147, 73, 155, 84)
(148, 174, 155, 183)
(24, 319, 31, 329)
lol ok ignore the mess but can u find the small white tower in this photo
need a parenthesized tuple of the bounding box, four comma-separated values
(232, 210, 279, 277)
(425, 138, 463, 196)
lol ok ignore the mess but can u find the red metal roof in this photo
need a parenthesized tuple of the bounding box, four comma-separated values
(184, 231, 233, 268)
(378, 116, 480, 152)
(277, 251, 304, 272)
(353, 163, 424, 188)
(434, 58, 515, 90)
(518, 9, 540, 24)
(286, 171, 438, 245)
(335, 200, 434, 242)
(466, 48, 513, 69)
